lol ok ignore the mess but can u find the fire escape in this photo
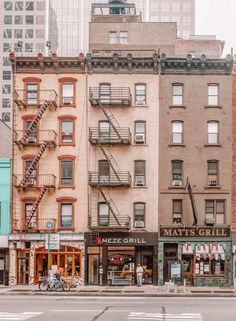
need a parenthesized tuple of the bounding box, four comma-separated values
(13, 89, 58, 232)
(88, 86, 132, 230)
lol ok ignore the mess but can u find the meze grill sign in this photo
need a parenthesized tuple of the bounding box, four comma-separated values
(160, 227, 230, 238)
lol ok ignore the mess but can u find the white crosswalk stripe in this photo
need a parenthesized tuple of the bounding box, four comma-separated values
(128, 312, 203, 321)
(0, 312, 42, 320)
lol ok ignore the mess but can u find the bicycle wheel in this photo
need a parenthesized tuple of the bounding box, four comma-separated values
(63, 281, 71, 292)
(39, 281, 48, 291)
(54, 282, 63, 292)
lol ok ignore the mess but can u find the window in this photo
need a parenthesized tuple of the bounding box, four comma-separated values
(207, 161, 219, 186)
(3, 43, 11, 52)
(26, 1, 34, 10)
(24, 159, 37, 185)
(4, 1, 12, 10)
(98, 203, 109, 227)
(59, 118, 75, 145)
(60, 203, 73, 228)
(25, 43, 33, 52)
(15, 1, 23, 10)
(207, 121, 219, 144)
(134, 121, 146, 143)
(99, 160, 110, 183)
(99, 83, 111, 104)
(99, 121, 110, 141)
(36, 29, 44, 39)
(36, 15, 45, 24)
(25, 29, 34, 38)
(3, 57, 11, 66)
(171, 160, 183, 186)
(172, 121, 183, 144)
(134, 202, 145, 228)
(2, 85, 11, 94)
(120, 31, 128, 44)
(109, 31, 118, 44)
(173, 200, 182, 224)
(37, 1, 45, 11)
(3, 29, 12, 38)
(26, 15, 34, 24)
(208, 84, 219, 106)
(14, 42, 22, 52)
(15, 15, 23, 24)
(58, 156, 75, 188)
(24, 202, 37, 228)
(4, 15, 12, 24)
(135, 84, 146, 105)
(26, 83, 38, 104)
(59, 78, 77, 106)
(2, 112, 10, 123)
(205, 200, 225, 224)
(24, 118, 37, 142)
(134, 160, 146, 186)
(3, 71, 11, 81)
(2, 99, 10, 108)
(14, 29, 23, 38)
(172, 84, 183, 105)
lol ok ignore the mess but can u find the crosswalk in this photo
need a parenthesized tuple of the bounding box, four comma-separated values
(128, 312, 203, 321)
(0, 312, 42, 320)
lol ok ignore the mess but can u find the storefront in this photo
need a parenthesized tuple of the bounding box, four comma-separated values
(9, 233, 85, 285)
(158, 227, 232, 287)
(85, 232, 158, 286)
(0, 237, 9, 285)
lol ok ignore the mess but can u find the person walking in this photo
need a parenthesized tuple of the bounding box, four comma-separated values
(136, 263, 144, 287)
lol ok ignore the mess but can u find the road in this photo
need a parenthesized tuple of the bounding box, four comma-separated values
(0, 296, 235, 321)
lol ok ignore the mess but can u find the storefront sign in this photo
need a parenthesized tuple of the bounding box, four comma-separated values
(45, 234, 60, 250)
(160, 227, 230, 238)
(171, 262, 181, 280)
(98, 237, 147, 245)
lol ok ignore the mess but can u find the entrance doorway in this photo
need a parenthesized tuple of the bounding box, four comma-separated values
(163, 243, 178, 282)
(182, 255, 194, 285)
(140, 252, 153, 284)
(17, 251, 30, 285)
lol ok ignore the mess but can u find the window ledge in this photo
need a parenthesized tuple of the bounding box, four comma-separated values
(204, 185, 221, 190)
(204, 144, 222, 147)
(204, 105, 222, 109)
(59, 143, 76, 147)
(169, 105, 186, 109)
(58, 185, 75, 190)
(132, 185, 148, 189)
(59, 104, 76, 108)
(168, 185, 185, 190)
(57, 227, 75, 232)
(132, 143, 148, 146)
(132, 104, 149, 108)
(169, 144, 186, 147)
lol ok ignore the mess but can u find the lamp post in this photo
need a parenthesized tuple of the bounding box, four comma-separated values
(46, 220, 53, 275)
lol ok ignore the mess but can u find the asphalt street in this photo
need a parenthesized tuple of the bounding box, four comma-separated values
(0, 296, 235, 321)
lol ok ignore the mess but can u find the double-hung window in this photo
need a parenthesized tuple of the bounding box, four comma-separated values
(60, 203, 73, 228)
(134, 160, 146, 186)
(135, 84, 146, 105)
(98, 203, 109, 227)
(207, 121, 219, 144)
(208, 84, 219, 106)
(26, 83, 38, 105)
(207, 160, 219, 186)
(172, 84, 183, 105)
(205, 200, 225, 224)
(172, 121, 183, 144)
(171, 160, 183, 186)
(134, 202, 145, 228)
(134, 121, 146, 143)
(173, 200, 182, 224)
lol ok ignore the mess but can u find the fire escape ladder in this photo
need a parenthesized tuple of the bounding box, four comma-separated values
(98, 101, 122, 141)
(98, 144, 122, 183)
(26, 185, 48, 227)
(20, 141, 48, 187)
(98, 187, 121, 226)
(20, 102, 49, 144)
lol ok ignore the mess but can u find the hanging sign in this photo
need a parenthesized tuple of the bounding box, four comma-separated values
(45, 234, 60, 250)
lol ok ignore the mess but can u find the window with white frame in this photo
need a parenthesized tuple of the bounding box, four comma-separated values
(134, 160, 146, 186)
(60, 203, 73, 228)
(205, 200, 225, 224)
(135, 84, 146, 105)
(207, 121, 219, 144)
(207, 160, 219, 186)
(208, 84, 219, 106)
(173, 200, 182, 224)
(98, 203, 109, 226)
(172, 84, 183, 105)
(171, 160, 183, 186)
(120, 31, 128, 44)
(134, 121, 146, 143)
(134, 202, 145, 228)
(109, 31, 118, 44)
(172, 121, 183, 144)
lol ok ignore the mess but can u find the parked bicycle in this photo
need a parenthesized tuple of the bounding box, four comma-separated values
(38, 276, 70, 292)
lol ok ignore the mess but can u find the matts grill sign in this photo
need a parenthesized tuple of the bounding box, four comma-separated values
(160, 228, 230, 238)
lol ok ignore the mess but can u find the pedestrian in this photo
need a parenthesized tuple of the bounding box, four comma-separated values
(136, 263, 144, 287)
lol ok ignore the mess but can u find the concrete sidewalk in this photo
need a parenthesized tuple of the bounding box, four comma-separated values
(1, 284, 236, 297)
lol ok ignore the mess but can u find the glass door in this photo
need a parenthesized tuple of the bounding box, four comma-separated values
(99, 160, 110, 184)
(88, 254, 99, 285)
(182, 255, 194, 286)
(17, 251, 30, 284)
(141, 253, 153, 284)
(99, 121, 110, 142)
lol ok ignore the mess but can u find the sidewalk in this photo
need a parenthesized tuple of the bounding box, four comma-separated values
(1, 284, 236, 297)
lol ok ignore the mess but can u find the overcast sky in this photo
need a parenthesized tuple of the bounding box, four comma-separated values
(195, 0, 236, 55)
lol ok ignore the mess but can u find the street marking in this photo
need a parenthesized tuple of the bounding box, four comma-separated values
(128, 312, 203, 321)
(0, 312, 42, 321)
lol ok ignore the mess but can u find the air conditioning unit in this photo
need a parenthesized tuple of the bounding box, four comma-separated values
(208, 180, 217, 186)
(99, 175, 109, 183)
(63, 97, 73, 104)
(26, 177, 36, 185)
(205, 217, 216, 225)
(135, 99, 145, 105)
(134, 177, 145, 186)
(135, 134, 145, 143)
(172, 180, 182, 186)
(26, 136, 37, 144)
(134, 221, 144, 228)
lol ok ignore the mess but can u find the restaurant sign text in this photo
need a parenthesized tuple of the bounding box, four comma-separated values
(160, 227, 230, 238)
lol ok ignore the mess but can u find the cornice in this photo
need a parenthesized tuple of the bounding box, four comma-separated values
(9, 52, 233, 75)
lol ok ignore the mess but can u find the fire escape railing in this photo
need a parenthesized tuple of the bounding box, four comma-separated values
(89, 87, 132, 106)
(89, 127, 131, 145)
(14, 89, 58, 109)
(14, 130, 57, 147)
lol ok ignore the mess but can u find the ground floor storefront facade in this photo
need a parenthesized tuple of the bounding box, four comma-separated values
(0, 238, 9, 285)
(158, 227, 232, 287)
(8, 233, 85, 285)
(85, 232, 158, 286)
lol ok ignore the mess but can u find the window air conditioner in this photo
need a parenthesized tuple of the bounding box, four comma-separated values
(26, 136, 37, 144)
(99, 175, 109, 183)
(134, 177, 145, 186)
(26, 177, 36, 185)
(135, 134, 145, 143)
(134, 221, 144, 228)
(205, 217, 216, 225)
(135, 99, 145, 105)
(208, 180, 217, 186)
(63, 97, 73, 104)
(172, 180, 182, 186)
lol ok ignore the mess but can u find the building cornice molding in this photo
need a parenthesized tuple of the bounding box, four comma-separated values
(9, 52, 233, 75)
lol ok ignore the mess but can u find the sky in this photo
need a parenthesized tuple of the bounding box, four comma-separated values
(195, 0, 236, 56)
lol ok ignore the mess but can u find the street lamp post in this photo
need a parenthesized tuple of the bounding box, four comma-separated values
(46, 220, 53, 276)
